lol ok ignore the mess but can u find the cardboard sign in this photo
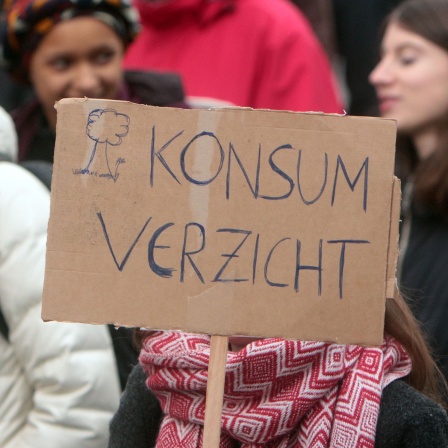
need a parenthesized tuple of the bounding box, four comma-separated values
(42, 98, 398, 346)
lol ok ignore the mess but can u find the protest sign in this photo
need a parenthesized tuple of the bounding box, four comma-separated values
(43, 98, 398, 346)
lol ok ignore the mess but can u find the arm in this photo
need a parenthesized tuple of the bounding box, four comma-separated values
(0, 163, 121, 448)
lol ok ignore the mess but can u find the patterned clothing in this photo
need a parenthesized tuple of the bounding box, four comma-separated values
(139, 331, 412, 447)
(109, 363, 448, 448)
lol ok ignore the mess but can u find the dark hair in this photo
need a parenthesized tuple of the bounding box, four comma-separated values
(385, 294, 447, 406)
(383, 0, 448, 217)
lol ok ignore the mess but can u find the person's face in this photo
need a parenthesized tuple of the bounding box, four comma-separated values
(369, 22, 448, 138)
(29, 16, 125, 129)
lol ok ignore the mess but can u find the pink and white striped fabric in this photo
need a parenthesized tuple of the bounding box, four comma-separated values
(140, 331, 411, 447)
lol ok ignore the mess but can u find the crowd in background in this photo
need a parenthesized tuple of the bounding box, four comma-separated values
(1, 0, 448, 447)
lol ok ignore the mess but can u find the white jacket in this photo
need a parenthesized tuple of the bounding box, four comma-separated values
(0, 162, 121, 447)
(0, 106, 17, 161)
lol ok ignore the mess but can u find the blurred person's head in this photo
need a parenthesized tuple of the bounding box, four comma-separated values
(369, 0, 448, 159)
(1, 0, 140, 128)
(369, 0, 448, 215)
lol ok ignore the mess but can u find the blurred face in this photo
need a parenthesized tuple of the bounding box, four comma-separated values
(369, 22, 448, 142)
(29, 17, 125, 129)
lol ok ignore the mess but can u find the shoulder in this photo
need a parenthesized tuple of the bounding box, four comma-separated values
(376, 380, 448, 448)
(0, 160, 48, 193)
(109, 363, 162, 447)
(234, 0, 318, 41)
(235, 0, 307, 22)
(0, 162, 49, 327)
(0, 161, 49, 247)
(0, 161, 49, 200)
(0, 161, 49, 245)
(0, 107, 18, 162)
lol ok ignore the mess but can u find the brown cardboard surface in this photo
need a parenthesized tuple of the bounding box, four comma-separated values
(42, 98, 398, 345)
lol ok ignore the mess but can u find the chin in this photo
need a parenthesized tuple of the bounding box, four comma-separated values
(380, 109, 398, 120)
(395, 121, 416, 135)
(228, 336, 262, 349)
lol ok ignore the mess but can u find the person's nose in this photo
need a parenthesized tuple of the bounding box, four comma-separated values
(369, 58, 393, 88)
(72, 63, 101, 97)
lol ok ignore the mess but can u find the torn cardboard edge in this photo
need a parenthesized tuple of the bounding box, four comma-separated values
(385, 177, 401, 300)
(56, 97, 399, 121)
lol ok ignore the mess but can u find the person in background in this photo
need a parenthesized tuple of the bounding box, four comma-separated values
(109, 293, 448, 447)
(0, 105, 121, 448)
(0, 0, 186, 164)
(369, 0, 448, 383)
(123, 0, 343, 113)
